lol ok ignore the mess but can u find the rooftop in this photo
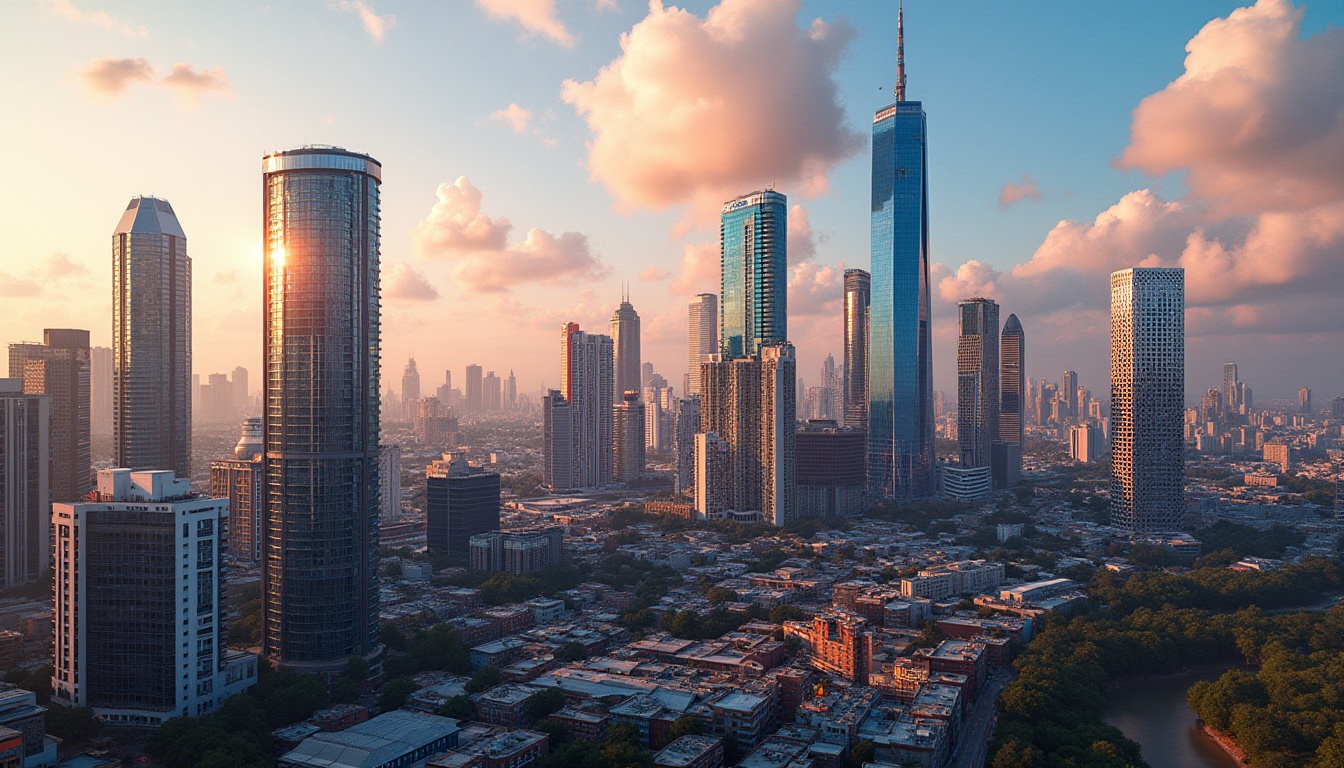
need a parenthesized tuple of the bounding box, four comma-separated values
(279, 711, 460, 768)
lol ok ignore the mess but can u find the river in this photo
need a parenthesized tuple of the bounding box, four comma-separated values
(1102, 667, 1242, 768)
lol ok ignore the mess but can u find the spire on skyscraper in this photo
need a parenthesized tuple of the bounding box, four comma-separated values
(896, 1, 907, 102)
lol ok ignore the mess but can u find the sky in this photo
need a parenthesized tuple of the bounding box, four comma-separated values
(2, 0, 1342, 405)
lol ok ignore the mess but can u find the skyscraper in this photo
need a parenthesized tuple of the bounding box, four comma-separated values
(1110, 267, 1185, 533)
(505, 371, 517, 411)
(997, 314, 1025, 488)
(90, 346, 113, 435)
(611, 293, 641, 403)
(1299, 387, 1313, 414)
(613, 391, 646, 483)
(1061, 370, 1079, 421)
(673, 396, 700, 496)
(426, 453, 500, 558)
(233, 366, 250, 414)
(209, 417, 264, 563)
(402, 356, 421, 420)
(542, 390, 573, 491)
(868, 6, 934, 500)
(957, 298, 999, 469)
(9, 329, 91, 502)
(1222, 362, 1240, 414)
(843, 269, 870, 429)
(687, 293, 718, 396)
(52, 469, 256, 724)
(262, 146, 382, 670)
(465, 364, 483, 415)
(0, 379, 49, 588)
(113, 197, 191, 478)
(483, 371, 501, 412)
(561, 323, 614, 489)
(720, 190, 787, 358)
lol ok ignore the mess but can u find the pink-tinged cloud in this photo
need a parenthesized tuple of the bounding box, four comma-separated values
(1117, 0, 1344, 214)
(490, 103, 533, 134)
(413, 177, 608, 294)
(561, 0, 861, 218)
(639, 266, 669, 282)
(160, 64, 231, 97)
(82, 57, 154, 94)
(40, 253, 87, 278)
(670, 241, 719, 295)
(788, 204, 817, 264)
(329, 0, 396, 42)
(476, 0, 574, 48)
(384, 263, 440, 301)
(788, 262, 842, 318)
(998, 174, 1042, 208)
(0, 274, 43, 298)
(50, 0, 146, 37)
(934, 260, 1002, 304)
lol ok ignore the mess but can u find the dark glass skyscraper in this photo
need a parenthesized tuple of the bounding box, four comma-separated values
(720, 190, 786, 358)
(996, 314, 1024, 488)
(113, 197, 191, 478)
(868, 7, 934, 499)
(426, 453, 500, 558)
(956, 298, 999, 469)
(262, 146, 382, 670)
(843, 269, 870, 429)
(611, 293, 641, 403)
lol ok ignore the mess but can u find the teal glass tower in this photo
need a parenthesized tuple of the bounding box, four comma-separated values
(720, 190, 787, 358)
(868, 5, 935, 499)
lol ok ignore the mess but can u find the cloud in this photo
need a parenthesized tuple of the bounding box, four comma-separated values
(330, 0, 396, 42)
(490, 103, 533, 134)
(670, 241, 719, 295)
(413, 176, 608, 293)
(998, 174, 1043, 208)
(594, 0, 619, 11)
(475, 0, 574, 47)
(82, 57, 153, 94)
(49, 0, 147, 37)
(39, 253, 87, 279)
(384, 263, 440, 301)
(787, 204, 818, 264)
(639, 266, 669, 282)
(0, 274, 43, 298)
(934, 260, 1002, 304)
(561, 0, 862, 220)
(81, 57, 231, 101)
(788, 261, 842, 318)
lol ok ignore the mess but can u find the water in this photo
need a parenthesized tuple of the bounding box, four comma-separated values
(1102, 667, 1242, 768)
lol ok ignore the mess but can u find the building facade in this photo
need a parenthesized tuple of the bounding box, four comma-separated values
(997, 314, 1024, 489)
(796, 422, 866, 518)
(843, 269, 870, 430)
(465, 364, 483, 415)
(261, 146, 382, 670)
(614, 392, 646, 483)
(209, 417, 264, 562)
(720, 191, 786, 359)
(9, 329, 91, 503)
(560, 323, 614, 489)
(687, 294, 718, 397)
(956, 298, 999, 470)
(868, 19, 935, 501)
(425, 453, 500, 558)
(612, 295, 641, 405)
(52, 469, 257, 725)
(0, 380, 49, 589)
(113, 197, 191, 477)
(1109, 267, 1185, 533)
(543, 390, 574, 491)
(402, 357, 420, 420)
(674, 397, 700, 497)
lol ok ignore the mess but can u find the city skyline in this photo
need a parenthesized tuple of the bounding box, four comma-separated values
(4, 1, 1341, 402)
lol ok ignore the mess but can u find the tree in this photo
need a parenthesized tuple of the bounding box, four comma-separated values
(466, 665, 502, 694)
(668, 715, 704, 739)
(707, 586, 738, 604)
(438, 694, 475, 721)
(556, 641, 589, 663)
(846, 740, 875, 768)
(45, 706, 102, 743)
(377, 676, 417, 712)
(529, 687, 567, 720)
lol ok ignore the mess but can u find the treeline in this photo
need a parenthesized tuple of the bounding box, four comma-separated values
(989, 558, 1344, 768)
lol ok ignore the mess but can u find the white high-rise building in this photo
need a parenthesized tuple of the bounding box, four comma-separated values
(0, 379, 49, 588)
(1109, 268, 1185, 533)
(687, 294, 718, 396)
(560, 323, 613, 489)
(52, 469, 257, 725)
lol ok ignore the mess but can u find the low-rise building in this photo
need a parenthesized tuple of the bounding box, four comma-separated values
(475, 685, 539, 727)
(652, 735, 724, 768)
(428, 728, 548, 768)
(279, 711, 462, 768)
(548, 708, 610, 743)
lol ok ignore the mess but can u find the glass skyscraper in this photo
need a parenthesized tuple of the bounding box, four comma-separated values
(720, 190, 786, 358)
(868, 8, 935, 500)
(843, 269, 870, 429)
(262, 146, 382, 670)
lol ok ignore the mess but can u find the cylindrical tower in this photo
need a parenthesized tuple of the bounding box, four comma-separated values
(842, 269, 870, 429)
(261, 146, 382, 670)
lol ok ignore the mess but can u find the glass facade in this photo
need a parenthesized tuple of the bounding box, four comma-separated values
(842, 269, 870, 429)
(868, 102, 934, 499)
(720, 191, 786, 358)
(262, 147, 382, 669)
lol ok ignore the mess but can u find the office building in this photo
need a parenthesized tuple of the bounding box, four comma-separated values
(720, 190, 787, 358)
(484, 371, 501, 412)
(465, 364, 483, 415)
(560, 323, 614, 489)
(1332, 397, 1344, 421)
(542, 390, 573, 492)
(469, 529, 563, 574)
(402, 356, 421, 420)
(261, 146, 382, 670)
(90, 346, 113, 435)
(614, 391, 646, 483)
(1263, 442, 1292, 473)
(280, 711, 461, 768)
(939, 465, 992, 502)
(414, 398, 458, 447)
(612, 292, 641, 404)
(1109, 267, 1185, 533)
(1222, 363, 1240, 414)
(1061, 370, 1079, 422)
(426, 452, 500, 558)
(233, 366, 249, 414)
(699, 344, 796, 526)
(198, 372, 234, 423)
(997, 314, 1024, 488)
(687, 294, 718, 396)
(505, 371, 517, 411)
(0, 380, 49, 588)
(9, 329, 91, 502)
(52, 469, 257, 725)
(868, 8, 934, 500)
(674, 397, 700, 496)
(956, 298, 999, 471)
(1299, 387, 1312, 414)
(796, 422, 865, 518)
(694, 432, 731, 519)
(380, 444, 401, 521)
(1069, 424, 1103, 464)
(113, 196, 191, 478)
(843, 269, 870, 429)
(209, 417, 264, 563)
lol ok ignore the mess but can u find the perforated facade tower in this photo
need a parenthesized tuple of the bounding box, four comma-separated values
(1109, 268, 1185, 533)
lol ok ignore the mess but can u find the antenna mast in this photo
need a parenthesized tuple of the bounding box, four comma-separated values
(896, 1, 907, 102)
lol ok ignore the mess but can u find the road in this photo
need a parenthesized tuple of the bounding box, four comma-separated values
(948, 669, 1013, 768)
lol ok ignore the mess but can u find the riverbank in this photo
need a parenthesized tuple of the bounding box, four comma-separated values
(1103, 667, 1243, 768)
(1198, 722, 1249, 765)
(1106, 660, 1247, 690)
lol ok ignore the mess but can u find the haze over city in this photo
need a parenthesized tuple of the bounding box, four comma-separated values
(4, 0, 1341, 401)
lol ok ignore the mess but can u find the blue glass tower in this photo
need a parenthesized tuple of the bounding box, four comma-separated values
(868, 6, 935, 499)
(720, 190, 787, 358)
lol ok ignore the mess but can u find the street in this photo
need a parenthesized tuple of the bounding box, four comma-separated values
(948, 669, 1013, 768)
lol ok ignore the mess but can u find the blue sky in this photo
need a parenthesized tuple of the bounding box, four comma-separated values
(2, 0, 1341, 403)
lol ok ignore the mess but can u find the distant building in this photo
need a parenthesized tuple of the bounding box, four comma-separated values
(687, 294, 718, 397)
(997, 314, 1025, 488)
(402, 356, 421, 420)
(470, 529, 563, 574)
(53, 469, 257, 725)
(8, 328, 91, 502)
(560, 323, 614, 489)
(1299, 387, 1312, 414)
(653, 735, 723, 768)
(0, 380, 49, 589)
(484, 371, 502, 412)
(1263, 442, 1292, 473)
(939, 464, 992, 502)
(673, 397, 700, 496)
(209, 418, 264, 562)
(380, 444, 402, 521)
(612, 294, 641, 405)
(795, 422, 865, 518)
(426, 452, 500, 558)
(543, 390, 574, 491)
(1069, 424, 1103, 464)
(465, 364, 483, 415)
(794, 614, 869, 683)
(900, 561, 1004, 601)
(614, 391, 646, 483)
(843, 269, 871, 429)
(956, 298, 999, 472)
